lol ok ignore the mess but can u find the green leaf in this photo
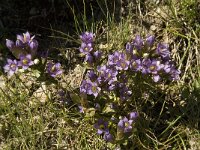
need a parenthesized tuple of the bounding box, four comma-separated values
(69, 93, 81, 103)
(85, 108, 96, 118)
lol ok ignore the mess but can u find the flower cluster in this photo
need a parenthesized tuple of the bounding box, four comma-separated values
(124, 35, 181, 82)
(78, 32, 180, 142)
(80, 35, 180, 100)
(79, 32, 102, 65)
(4, 32, 39, 76)
(3, 31, 181, 144)
(4, 54, 34, 76)
(4, 32, 63, 78)
(6, 31, 38, 59)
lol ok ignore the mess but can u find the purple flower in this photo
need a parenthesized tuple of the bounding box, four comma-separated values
(146, 35, 155, 46)
(79, 43, 93, 54)
(170, 68, 181, 81)
(156, 43, 170, 59)
(130, 112, 138, 120)
(6, 39, 15, 50)
(103, 132, 113, 142)
(84, 53, 94, 64)
(17, 31, 38, 53)
(163, 61, 172, 73)
(141, 58, 151, 74)
(108, 51, 122, 66)
(4, 59, 18, 76)
(29, 39, 38, 57)
(126, 42, 133, 54)
(47, 62, 62, 77)
(18, 54, 34, 70)
(6, 39, 27, 59)
(78, 105, 84, 113)
(118, 117, 133, 133)
(108, 82, 118, 91)
(87, 70, 98, 81)
(147, 60, 162, 74)
(133, 35, 143, 50)
(153, 75, 161, 82)
(97, 65, 107, 78)
(97, 65, 118, 84)
(93, 50, 102, 60)
(17, 31, 31, 43)
(87, 81, 101, 97)
(130, 59, 142, 71)
(80, 32, 95, 43)
(94, 119, 109, 135)
(6, 31, 38, 58)
(116, 59, 130, 70)
(80, 79, 92, 94)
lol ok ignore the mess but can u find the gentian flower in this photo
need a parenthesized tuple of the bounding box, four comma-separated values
(17, 31, 31, 44)
(116, 58, 130, 70)
(80, 32, 95, 43)
(97, 65, 118, 84)
(133, 35, 143, 50)
(130, 59, 142, 71)
(16, 31, 38, 56)
(170, 68, 181, 81)
(126, 42, 133, 54)
(106, 68, 118, 83)
(18, 54, 34, 70)
(79, 43, 93, 54)
(47, 62, 62, 77)
(84, 53, 94, 64)
(94, 119, 109, 135)
(145, 35, 155, 46)
(29, 39, 38, 56)
(6, 39, 27, 59)
(6, 31, 38, 58)
(87, 70, 98, 81)
(103, 132, 113, 142)
(87, 81, 101, 97)
(93, 50, 102, 60)
(153, 75, 161, 82)
(4, 59, 18, 76)
(156, 43, 170, 59)
(108, 51, 122, 66)
(6, 39, 15, 50)
(147, 60, 163, 74)
(163, 61, 172, 73)
(78, 105, 84, 113)
(141, 58, 151, 74)
(129, 112, 138, 120)
(80, 79, 93, 94)
(118, 117, 133, 133)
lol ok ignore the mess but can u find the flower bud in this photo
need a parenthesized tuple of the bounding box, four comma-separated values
(34, 59, 40, 64)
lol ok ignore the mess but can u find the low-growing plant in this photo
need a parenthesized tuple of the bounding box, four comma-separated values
(2, 29, 181, 148)
(77, 31, 180, 144)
